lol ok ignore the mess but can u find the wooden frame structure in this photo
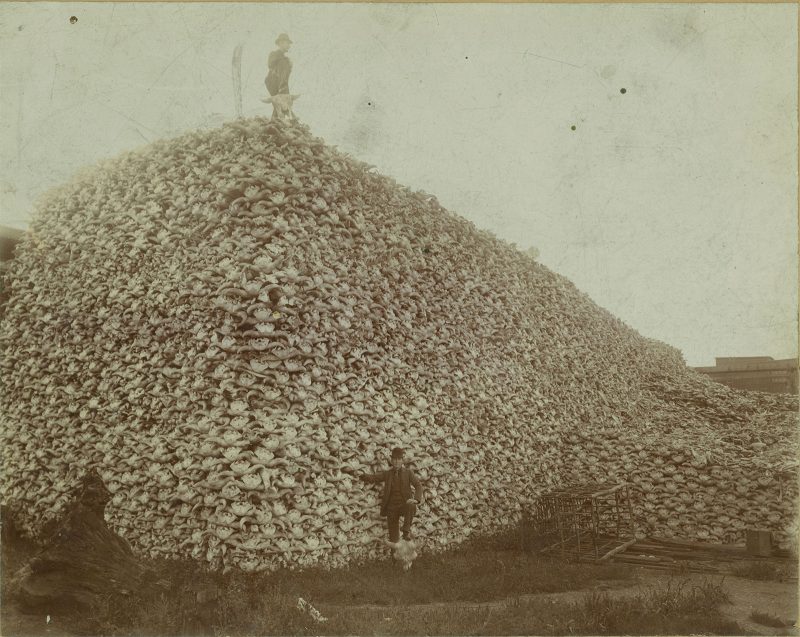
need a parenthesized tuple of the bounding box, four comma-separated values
(522, 482, 637, 561)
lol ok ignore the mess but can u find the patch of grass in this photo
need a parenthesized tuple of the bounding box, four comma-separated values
(0, 522, 631, 637)
(749, 611, 789, 628)
(83, 586, 322, 637)
(69, 562, 329, 636)
(51, 544, 632, 634)
(273, 544, 631, 606)
(281, 578, 745, 636)
(1, 517, 39, 568)
(731, 560, 791, 581)
(6, 539, 629, 636)
(561, 578, 738, 635)
(65, 571, 741, 636)
(0, 520, 39, 606)
(2, 538, 745, 637)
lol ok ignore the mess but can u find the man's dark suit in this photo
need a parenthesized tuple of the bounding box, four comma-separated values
(265, 50, 292, 96)
(363, 466, 424, 541)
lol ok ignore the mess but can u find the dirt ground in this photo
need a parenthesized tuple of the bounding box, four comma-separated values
(713, 573, 798, 636)
(2, 566, 797, 636)
(1, 610, 75, 637)
(602, 569, 798, 636)
(315, 567, 798, 636)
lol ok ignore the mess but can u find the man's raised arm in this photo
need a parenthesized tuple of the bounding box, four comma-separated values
(359, 470, 386, 484)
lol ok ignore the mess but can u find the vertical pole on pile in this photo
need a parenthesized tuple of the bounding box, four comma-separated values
(232, 44, 243, 119)
(625, 484, 635, 540)
(591, 494, 599, 560)
(558, 496, 567, 559)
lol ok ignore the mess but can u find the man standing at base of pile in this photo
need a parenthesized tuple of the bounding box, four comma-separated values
(360, 447, 424, 542)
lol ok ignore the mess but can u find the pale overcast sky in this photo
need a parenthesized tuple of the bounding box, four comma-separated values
(0, 3, 797, 367)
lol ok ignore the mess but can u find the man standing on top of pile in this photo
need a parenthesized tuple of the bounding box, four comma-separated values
(265, 33, 293, 97)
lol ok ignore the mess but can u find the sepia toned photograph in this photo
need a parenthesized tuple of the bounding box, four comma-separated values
(0, 2, 797, 635)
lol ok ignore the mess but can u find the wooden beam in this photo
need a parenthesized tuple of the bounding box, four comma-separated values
(600, 538, 637, 561)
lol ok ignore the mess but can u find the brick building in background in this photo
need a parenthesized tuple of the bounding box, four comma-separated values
(694, 357, 799, 394)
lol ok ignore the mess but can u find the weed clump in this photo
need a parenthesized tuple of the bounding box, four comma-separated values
(560, 578, 740, 635)
(749, 610, 790, 628)
(732, 560, 788, 581)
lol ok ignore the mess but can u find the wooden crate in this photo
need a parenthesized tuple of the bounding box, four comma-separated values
(746, 529, 773, 557)
(522, 482, 636, 561)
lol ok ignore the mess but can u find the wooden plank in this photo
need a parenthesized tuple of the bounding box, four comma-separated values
(643, 545, 743, 561)
(600, 538, 637, 561)
(615, 554, 675, 564)
(630, 545, 709, 556)
(649, 537, 745, 553)
(632, 543, 696, 553)
(613, 556, 722, 574)
(613, 561, 676, 571)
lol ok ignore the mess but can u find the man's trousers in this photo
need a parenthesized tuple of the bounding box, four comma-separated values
(386, 501, 417, 542)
